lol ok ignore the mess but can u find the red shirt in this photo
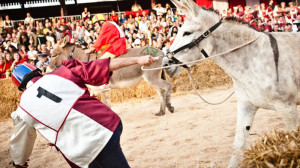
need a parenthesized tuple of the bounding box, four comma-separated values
(94, 22, 127, 57)
(110, 14, 118, 23)
(0, 63, 11, 78)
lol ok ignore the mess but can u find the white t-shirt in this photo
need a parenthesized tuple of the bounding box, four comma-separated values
(154, 7, 166, 16)
(27, 50, 38, 60)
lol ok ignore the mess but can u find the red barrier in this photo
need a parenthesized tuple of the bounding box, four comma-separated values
(125, 10, 149, 17)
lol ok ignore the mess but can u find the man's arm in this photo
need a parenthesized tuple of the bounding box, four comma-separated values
(109, 55, 156, 71)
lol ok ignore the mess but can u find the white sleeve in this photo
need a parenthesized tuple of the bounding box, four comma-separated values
(10, 113, 37, 165)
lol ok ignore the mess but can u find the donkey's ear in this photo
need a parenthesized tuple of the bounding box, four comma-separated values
(181, 0, 199, 17)
(59, 35, 69, 48)
(171, 0, 191, 15)
(171, 0, 186, 10)
(171, 0, 199, 17)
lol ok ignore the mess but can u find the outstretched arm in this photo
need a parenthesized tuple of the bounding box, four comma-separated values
(109, 55, 156, 71)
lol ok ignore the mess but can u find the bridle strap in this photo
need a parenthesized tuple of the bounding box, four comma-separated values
(171, 20, 223, 55)
(200, 49, 209, 58)
(68, 47, 76, 60)
(170, 57, 189, 69)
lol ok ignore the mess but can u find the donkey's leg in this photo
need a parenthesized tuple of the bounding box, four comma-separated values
(228, 101, 258, 168)
(144, 72, 173, 116)
(152, 87, 167, 116)
(164, 81, 174, 113)
(274, 102, 299, 131)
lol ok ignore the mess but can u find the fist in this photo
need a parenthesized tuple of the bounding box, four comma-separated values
(137, 55, 156, 66)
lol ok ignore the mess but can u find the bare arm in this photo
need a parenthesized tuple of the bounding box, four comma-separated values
(109, 55, 156, 71)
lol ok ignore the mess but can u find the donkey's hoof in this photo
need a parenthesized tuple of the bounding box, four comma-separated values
(155, 112, 165, 116)
(168, 106, 174, 113)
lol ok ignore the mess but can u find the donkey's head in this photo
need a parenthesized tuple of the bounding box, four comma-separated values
(169, 0, 219, 66)
(47, 35, 73, 72)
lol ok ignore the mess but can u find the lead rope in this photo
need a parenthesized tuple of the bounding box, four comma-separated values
(187, 69, 235, 105)
(142, 36, 260, 105)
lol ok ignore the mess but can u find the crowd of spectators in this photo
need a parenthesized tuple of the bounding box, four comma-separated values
(0, 0, 300, 79)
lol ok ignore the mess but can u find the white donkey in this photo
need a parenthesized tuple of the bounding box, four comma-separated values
(169, 0, 300, 167)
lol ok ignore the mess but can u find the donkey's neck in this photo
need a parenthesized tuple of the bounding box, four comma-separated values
(208, 21, 262, 77)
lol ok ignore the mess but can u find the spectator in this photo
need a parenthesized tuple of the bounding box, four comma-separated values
(8, 45, 18, 54)
(5, 52, 14, 67)
(110, 10, 119, 23)
(131, 0, 142, 12)
(19, 45, 28, 60)
(285, 23, 293, 32)
(4, 15, 13, 34)
(40, 44, 50, 55)
(135, 13, 142, 24)
(128, 14, 135, 24)
(24, 13, 34, 26)
(0, 56, 10, 78)
(10, 53, 25, 71)
(82, 7, 91, 21)
(28, 28, 37, 47)
(27, 45, 38, 61)
(0, 14, 3, 34)
(272, 24, 282, 32)
(120, 13, 127, 24)
(292, 15, 300, 32)
(36, 53, 50, 72)
(18, 32, 29, 50)
(139, 17, 148, 33)
(153, 3, 166, 16)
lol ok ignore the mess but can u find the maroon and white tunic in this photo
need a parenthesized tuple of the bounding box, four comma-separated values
(10, 58, 120, 168)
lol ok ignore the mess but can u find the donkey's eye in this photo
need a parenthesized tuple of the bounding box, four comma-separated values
(183, 32, 192, 36)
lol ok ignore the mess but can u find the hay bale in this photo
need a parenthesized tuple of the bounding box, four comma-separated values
(168, 60, 232, 92)
(241, 127, 300, 168)
(0, 78, 22, 121)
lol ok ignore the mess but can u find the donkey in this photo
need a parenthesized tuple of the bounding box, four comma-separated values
(169, 0, 300, 167)
(48, 38, 178, 116)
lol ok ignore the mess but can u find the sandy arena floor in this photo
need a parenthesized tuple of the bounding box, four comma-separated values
(0, 87, 297, 168)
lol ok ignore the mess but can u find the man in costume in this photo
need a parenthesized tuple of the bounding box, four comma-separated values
(85, 14, 127, 59)
(10, 56, 155, 168)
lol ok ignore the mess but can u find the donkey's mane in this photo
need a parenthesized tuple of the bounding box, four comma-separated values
(200, 7, 258, 32)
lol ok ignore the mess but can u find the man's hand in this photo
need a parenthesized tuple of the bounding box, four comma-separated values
(109, 55, 156, 71)
(137, 55, 156, 66)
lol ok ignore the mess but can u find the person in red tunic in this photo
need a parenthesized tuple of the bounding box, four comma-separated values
(0, 56, 10, 78)
(86, 14, 127, 59)
(110, 10, 119, 23)
(10, 55, 156, 168)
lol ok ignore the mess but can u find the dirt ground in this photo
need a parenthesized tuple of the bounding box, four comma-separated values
(0, 86, 296, 168)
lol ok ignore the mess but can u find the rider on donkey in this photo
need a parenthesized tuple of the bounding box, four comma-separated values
(85, 14, 127, 59)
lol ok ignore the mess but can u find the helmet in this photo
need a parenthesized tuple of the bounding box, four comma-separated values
(11, 63, 42, 91)
(92, 14, 105, 24)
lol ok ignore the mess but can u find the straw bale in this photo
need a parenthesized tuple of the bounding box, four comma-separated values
(0, 78, 21, 121)
(241, 127, 300, 168)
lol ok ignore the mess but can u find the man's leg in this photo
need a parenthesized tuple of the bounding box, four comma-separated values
(89, 121, 130, 168)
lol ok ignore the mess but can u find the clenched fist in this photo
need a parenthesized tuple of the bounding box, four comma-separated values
(137, 55, 156, 66)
